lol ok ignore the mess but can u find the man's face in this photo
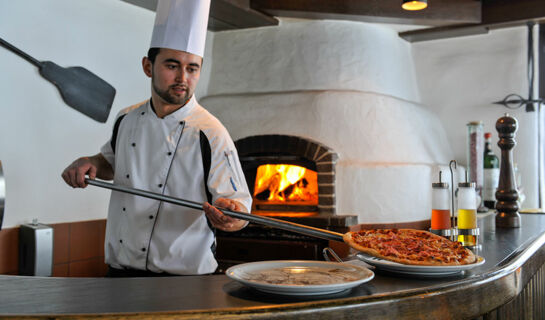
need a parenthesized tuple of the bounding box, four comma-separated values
(143, 48, 202, 106)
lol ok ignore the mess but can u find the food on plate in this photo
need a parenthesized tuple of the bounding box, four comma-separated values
(243, 266, 362, 285)
(344, 228, 476, 266)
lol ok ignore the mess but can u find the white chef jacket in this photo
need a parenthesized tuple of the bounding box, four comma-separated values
(100, 96, 252, 275)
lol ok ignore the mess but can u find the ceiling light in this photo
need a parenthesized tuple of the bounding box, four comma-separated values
(402, 0, 428, 11)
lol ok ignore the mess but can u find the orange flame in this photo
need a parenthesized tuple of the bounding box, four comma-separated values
(253, 164, 318, 203)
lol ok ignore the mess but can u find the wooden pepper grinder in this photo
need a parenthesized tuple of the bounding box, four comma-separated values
(495, 113, 521, 228)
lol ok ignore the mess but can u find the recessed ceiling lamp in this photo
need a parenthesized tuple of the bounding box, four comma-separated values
(402, 0, 428, 11)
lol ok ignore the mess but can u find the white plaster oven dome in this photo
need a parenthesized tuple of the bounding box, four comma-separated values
(202, 19, 454, 225)
(207, 19, 420, 102)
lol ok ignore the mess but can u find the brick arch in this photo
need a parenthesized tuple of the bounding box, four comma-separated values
(235, 135, 338, 214)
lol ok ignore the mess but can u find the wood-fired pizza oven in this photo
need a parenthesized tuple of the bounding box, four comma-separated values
(235, 134, 338, 215)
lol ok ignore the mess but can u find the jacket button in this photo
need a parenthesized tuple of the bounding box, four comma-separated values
(141, 248, 146, 252)
(167, 152, 172, 156)
(122, 207, 126, 211)
(119, 239, 123, 243)
(149, 215, 154, 219)
(141, 111, 145, 115)
(131, 143, 136, 147)
(126, 174, 130, 179)
(158, 184, 163, 188)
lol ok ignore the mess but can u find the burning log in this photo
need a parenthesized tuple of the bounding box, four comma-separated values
(253, 163, 317, 204)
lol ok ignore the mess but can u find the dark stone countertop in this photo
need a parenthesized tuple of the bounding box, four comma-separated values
(1, 213, 545, 319)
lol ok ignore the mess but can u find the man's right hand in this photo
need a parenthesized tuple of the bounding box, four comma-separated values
(61, 154, 113, 188)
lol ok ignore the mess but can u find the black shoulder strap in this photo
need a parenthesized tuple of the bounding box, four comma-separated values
(200, 130, 216, 256)
(110, 114, 127, 154)
(199, 130, 213, 203)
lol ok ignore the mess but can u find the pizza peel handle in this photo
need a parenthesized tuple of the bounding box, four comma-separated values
(0, 37, 114, 123)
(84, 179, 345, 242)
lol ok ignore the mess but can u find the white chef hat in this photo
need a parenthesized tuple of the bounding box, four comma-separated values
(150, 0, 211, 58)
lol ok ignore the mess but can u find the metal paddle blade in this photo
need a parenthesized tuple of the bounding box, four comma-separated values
(39, 61, 115, 123)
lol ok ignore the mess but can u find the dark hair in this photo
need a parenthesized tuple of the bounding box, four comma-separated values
(147, 47, 161, 63)
(146, 47, 205, 66)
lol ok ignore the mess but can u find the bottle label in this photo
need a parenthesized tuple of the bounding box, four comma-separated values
(483, 168, 500, 201)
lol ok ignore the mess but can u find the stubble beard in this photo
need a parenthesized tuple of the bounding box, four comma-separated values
(151, 75, 191, 105)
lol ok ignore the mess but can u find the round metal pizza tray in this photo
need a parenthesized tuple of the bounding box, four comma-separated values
(356, 254, 485, 277)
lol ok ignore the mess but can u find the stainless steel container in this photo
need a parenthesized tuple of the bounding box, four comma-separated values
(19, 221, 53, 276)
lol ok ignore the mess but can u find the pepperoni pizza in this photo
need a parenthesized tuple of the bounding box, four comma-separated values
(344, 229, 476, 266)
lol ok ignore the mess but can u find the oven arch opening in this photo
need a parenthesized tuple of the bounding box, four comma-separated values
(235, 135, 338, 215)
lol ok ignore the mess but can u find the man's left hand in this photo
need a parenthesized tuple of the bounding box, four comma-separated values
(203, 198, 248, 231)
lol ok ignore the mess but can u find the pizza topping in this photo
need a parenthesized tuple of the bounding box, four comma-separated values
(384, 247, 400, 257)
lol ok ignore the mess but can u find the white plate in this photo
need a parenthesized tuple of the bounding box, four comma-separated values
(356, 254, 485, 277)
(226, 260, 374, 296)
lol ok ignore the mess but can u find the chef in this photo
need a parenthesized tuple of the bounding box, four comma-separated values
(61, 0, 252, 276)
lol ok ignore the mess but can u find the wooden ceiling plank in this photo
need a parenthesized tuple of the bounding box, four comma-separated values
(401, 0, 545, 42)
(482, 0, 545, 25)
(400, 24, 489, 42)
(211, 0, 278, 31)
(120, 0, 278, 32)
(250, 0, 481, 26)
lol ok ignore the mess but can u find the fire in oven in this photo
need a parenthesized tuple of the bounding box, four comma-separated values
(240, 154, 319, 215)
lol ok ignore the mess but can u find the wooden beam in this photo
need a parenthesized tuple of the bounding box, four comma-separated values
(120, 0, 157, 11)
(210, 0, 278, 31)
(250, 0, 481, 27)
(400, 24, 489, 42)
(120, 0, 278, 31)
(401, 0, 545, 42)
(482, 0, 545, 25)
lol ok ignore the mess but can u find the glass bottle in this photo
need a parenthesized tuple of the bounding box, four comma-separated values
(431, 176, 451, 231)
(483, 132, 499, 209)
(457, 181, 477, 247)
(467, 122, 483, 188)
(467, 121, 486, 212)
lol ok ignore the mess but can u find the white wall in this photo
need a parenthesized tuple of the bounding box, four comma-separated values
(0, 0, 214, 229)
(0, 0, 153, 228)
(412, 27, 539, 208)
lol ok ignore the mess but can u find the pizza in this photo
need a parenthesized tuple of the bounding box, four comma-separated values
(343, 228, 476, 266)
